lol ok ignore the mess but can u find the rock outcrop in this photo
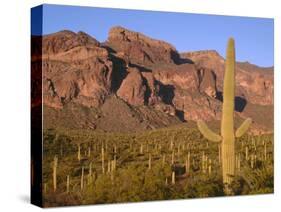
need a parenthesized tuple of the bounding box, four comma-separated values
(116, 67, 146, 106)
(35, 31, 113, 108)
(198, 68, 217, 98)
(106, 26, 180, 65)
(42, 30, 100, 54)
(181, 50, 274, 106)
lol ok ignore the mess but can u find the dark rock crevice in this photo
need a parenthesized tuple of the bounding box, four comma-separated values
(216, 91, 247, 112)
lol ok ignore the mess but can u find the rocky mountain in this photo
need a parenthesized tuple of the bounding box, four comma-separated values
(31, 26, 274, 133)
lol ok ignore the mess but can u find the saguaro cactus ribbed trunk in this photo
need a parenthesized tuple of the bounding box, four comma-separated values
(197, 38, 252, 194)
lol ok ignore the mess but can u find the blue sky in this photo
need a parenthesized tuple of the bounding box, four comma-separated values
(32, 4, 274, 67)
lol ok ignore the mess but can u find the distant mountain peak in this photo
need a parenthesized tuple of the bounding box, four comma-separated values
(106, 26, 180, 65)
(180, 50, 223, 59)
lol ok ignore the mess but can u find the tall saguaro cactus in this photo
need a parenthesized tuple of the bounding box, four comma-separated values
(197, 38, 252, 194)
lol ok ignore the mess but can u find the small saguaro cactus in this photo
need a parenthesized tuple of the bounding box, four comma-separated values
(60, 143, 63, 157)
(148, 154, 152, 170)
(264, 142, 267, 161)
(77, 144, 81, 161)
(202, 151, 208, 173)
(88, 162, 93, 185)
(111, 160, 115, 172)
(66, 175, 70, 193)
(113, 155, 117, 170)
(162, 154, 166, 167)
(218, 145, 221, 164)
(197, 38, 252, 194)
(171, 150, 175, 165)
(245, 146, 249, 161)
(236, 153, 241, 171)
(87, 146, 91, 158)
(107, 160, 111, 173)
(250, 154, 255, 169)
(81, 166, 84, 191)
(140, 143, 143, 154)
(171, 171, 176, 185)
(101, 146, 105, 174)
(170, 135, 174, 150)
(208, 159, 212, 175)
(53, 156, 58, 192)
(114, 144, 117, 154)
(186, 151, 190, 173)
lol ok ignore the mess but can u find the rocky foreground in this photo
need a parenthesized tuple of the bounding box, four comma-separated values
(31, 26, 273, 133)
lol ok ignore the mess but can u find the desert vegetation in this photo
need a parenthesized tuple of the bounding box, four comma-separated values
(42, 126, 273, 207)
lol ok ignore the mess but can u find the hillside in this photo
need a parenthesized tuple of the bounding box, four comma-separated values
(31, 26, 274, 133)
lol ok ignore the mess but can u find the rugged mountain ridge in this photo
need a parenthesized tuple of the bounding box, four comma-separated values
(31, 26, 273, 133)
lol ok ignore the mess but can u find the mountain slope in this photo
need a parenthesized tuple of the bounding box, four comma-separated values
(31, 27, 273, 133)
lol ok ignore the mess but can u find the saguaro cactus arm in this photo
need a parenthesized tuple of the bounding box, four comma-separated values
(197, 120, 222, 142)
(235, 118, 252, 138)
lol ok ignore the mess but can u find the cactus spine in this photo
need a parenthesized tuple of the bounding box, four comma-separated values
(197, 38, 252, 194)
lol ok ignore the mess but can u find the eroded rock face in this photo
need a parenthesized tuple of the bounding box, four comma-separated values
(106, 26, 180, 65)
(153, 63, 199, 92)
(198, 68, 217, 98)
(236, 68, 273, 105)
(38, 31, 113, 108)
(181, 50, 274, 106)
(181, 50, 225, 82)
(116, 67, 146, 106)
(141, 72, 161, 105)
(42, 30, 100, 54)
